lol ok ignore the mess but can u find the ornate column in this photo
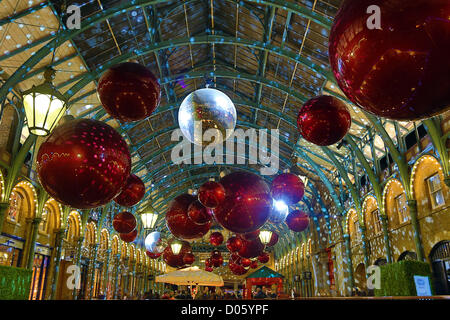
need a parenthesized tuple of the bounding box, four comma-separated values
(73, 237, 84, 300)
(25, 217, 42, 270)
(102, 249, 111, 298)
(406, 199, 425, 261)
(380, 215, 393, 263)
(88, 243, 99, 300)
(359, 226, 371, 269)
(343, 234, 354, 295)
(113, 254, 121, 299)
(0, 202, 9, 233)
(50, 229, 65, 300)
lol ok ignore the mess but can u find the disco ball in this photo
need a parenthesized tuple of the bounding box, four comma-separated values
(145, 231, 167, 254)
(178, 88, 237, 146)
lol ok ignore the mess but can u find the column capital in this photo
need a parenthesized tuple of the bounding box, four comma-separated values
(406, 199, 417, 207)
(0, 202, 10, 209)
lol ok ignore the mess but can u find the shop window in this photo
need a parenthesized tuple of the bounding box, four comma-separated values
(0, 245, 21, 267)
(426, 173, 445, 209)
(372, 209, 382, 234)
(7, 191, 23, 223)
(395, 193, 409, 224)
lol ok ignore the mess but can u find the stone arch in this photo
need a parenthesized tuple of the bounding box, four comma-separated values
(0, 104, 20, 153)
(8, 180, 38, 223)
(398, 250, 417, 261)
(383, 178, 408, 229)
(111, 235, 120, 256)
(0, 169, 5, 200)
(362, 195, 380, 238)
(99, 228, 109, 251)
(84, 222, 97, 246)
(129, 244, 136, 262)
(354, 263, 367, 292)
(344, 207, 357, 235)
(66, 210, 81, 243)
(39, 198, 62, 234)
(120, 242, 128, 259)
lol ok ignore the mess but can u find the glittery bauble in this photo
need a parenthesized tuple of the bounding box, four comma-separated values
(97, 62, 161, 122)
(205, 266, 213, 272)
(187, 200, 213, 225)
(258, 252, 270, 264)
(209, 232, 224, 246)
(146, 251, 161, 259)
(241, 230, 260, 241)
(241, 258, 251, 267)
(230, 253, 241, 265)
(198, 181, 226, 208)
(145, 231, 167, 253)
(297, 96, 351, 146)
(229, 263, 248, 276)
(163, 239, 192, 268)
(267, 232, 279, 247)
(214, 171, 272, 234)
(36, 119, 131, 209)
(238, 237, 264, 259)
(329, 0, 450, 121)
(285, 210, 309, 232)
(211, 254, 224, 268)
(178, 88, 237, 146)
(120, 229, 137, 243)
(114, 174, 145, 207)
(166, 194, 212, 240)
(183, 253, 196, 265)
(250, 260, 258, 269)
(270, 173, 305, 205)
(226, 236, 243, 253)
(113, 211, 136, 234)
(205, 258, 212, 268)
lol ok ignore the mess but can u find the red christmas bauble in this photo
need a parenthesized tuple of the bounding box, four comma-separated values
(36, 119, 131, 209)
(97, 62, 161, 122)
(187, 200, 213, 225)
(230, 253, 241, 264)
(238, 237, 264, 259)
(209, 232, 224, 246)
(241, 230, 260, 241)
(163, 239, 192, 268)
(214, 171, 272, 234)
(113, 211, 136, 234)
(258, 252, 270, 264)
(241, 258, 251, 267)
(226, 236, 243, 253)
(329, 0, 450, 121)
(198, 181, 226, 208)
(120, 229, 137, 243)
(285, 210, 309, 232)
(146, 251, 161, 259)
(205, 266, 213, 272)
(229, 263, 247, 276)
(267, 232, 279, 247)
(205, 258, 212, 268)
(166, 194, 212, 240)
(114, 174, 145, 207)
(297, 96, 351, 146)
(183, 252, 196, 265)
(250, 260, 258, 269)
(271, 173, 305, 205)
(210, 251, 223, 268)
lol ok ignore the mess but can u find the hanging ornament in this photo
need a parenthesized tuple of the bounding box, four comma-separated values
(297, 96, 351, 146)
(209, 232, 224, 246)
(144, 231, 167, 253)
(113, 211, 136, 234)
(210, 253, 224, 268)
(166, 194, 212, 240)
(114, 174, 145, 207)
(120, 229, 137, 243)
(205, 266, 213, 272)
(329, 0, 450, 121)
(285, 210, 309, 232)
(230, 253, 241, 265)
(238, 237, 264, 259)
(229, 263, 248, 276)
(97, 62, 161, 122)
(36, 119, 131, 209)
(241, 230, 260, 241)
(226, 236, 243, 253)
(250, 260, 258, 269)
(183, 252, 196, 265)
(178, 88, 237, 146)
(268, 200, 289, 224)
(205, 258, 212, 268)
(267, 232, 279, 247)
(214, 171, 272, 234)
(187, 200, 213, 225)
(163, 239, 192, 268)
(258, 252, 270, 264)
(198, 181, 226, 209)
(271, 173, 305, 205)
(146, 251, 161, 259)
(241, 258, 251, 268)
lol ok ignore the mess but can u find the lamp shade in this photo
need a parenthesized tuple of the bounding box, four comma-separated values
(259, 230, 273, 245)
(171, 239, 183, 255)
(22, 69, 67, 136)
(141, 209, 158, 229)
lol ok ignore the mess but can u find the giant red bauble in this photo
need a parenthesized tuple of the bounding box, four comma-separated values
(329, 0, 450, 121)
(297, 96, 351, 146)
(241, 258, 251, 267)
(258, 252, 270, 264)
(198, 181, 226, 208)
(267, 232, 279, 247)
(97, 62, 161, 122)
(214, 171, 272, 234)
(226, 236, 243, 253)
(229, 263, 248, 276)
(205, 258, 212, 268)
(250, 260, 258, 269)
(209, 232, 224, 246)
(211, 255, 224, 268)
(285, 210, 309, 232)
(36, 119, 131, 209)
(114, 174, 145, 207)
(113, 211, 137, 234)
(166, 194, 212, 240)
(163, 239, 192, 268)
(120, 229, 137, 243)
(271, 173, 305, 205)
(241, 230, 260, 241)
(238, 237, 264, 259)
(183, 252, 196, 265)
(187, 200, 213, 225)
(146, 251, 161, 259)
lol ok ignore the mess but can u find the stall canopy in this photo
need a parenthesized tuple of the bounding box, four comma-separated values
(245, 266, 284, 299)
(155, 266, 224, 287)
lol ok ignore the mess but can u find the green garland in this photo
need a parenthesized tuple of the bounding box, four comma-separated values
(0, 265, 33, 300)
(375, 260, 434, 296)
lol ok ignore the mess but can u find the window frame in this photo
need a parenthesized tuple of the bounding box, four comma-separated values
(395, 193, 409, 225)
(371, 209, 382, 235)
(425, 172, 445, 210)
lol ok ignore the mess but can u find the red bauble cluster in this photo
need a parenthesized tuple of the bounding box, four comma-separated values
(163, 239, 192, 268)
(36, 119, 131, 209)
(187, 200, 213, 225)
(250, 260, 258, 269)
(329, 0, 450, 121)
(241, 230, 260, 241)
(205, 267, 213, 272)
(258, 252, 270, 264)
(97, 62, 161, 122)
(238, 237, 264, 259)
(114, 174, 145, 207)
(113, 211, 137, 234)
(214, 171, 272, 234)
(198, 181, 226, 208)
(120, 229, 137, 243)
(271, 173, 305, 205)
(267, 232, 279, 247)
(229, 263, 248, 276)
(286, 210, 309, 232)
(210, 251, 224, 268)
(297, 96, 351, 146)
(226, 236, 243, 253)
(241, 258, 251, 268)
(209, 232, 224, 246)
(146, 251, 161, 259)
(183, 252, 196, 265)
(166, 194, 212, 240)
